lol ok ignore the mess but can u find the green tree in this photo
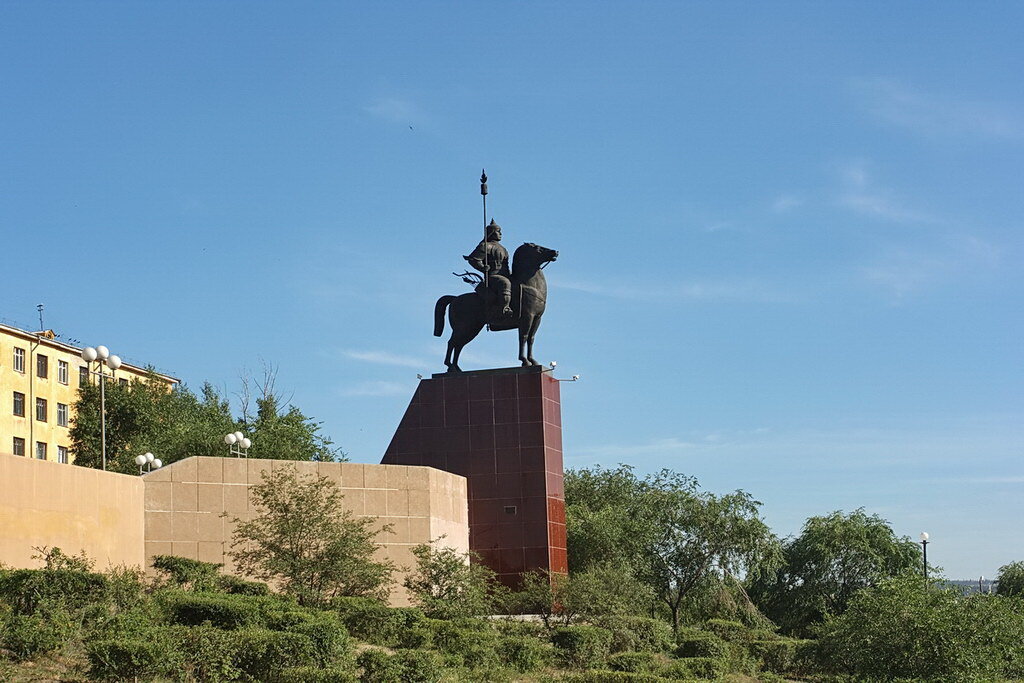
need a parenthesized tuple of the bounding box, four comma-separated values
(812, 573, 1024, 681)
(228, 464, 394, 606)
(748, 508, 921, 635)
(512, 563, 652, 629)
(565, 466, 780, 631)
(997, 561, 1024, 597)
(71, 373, 342, 473)
(403, 539, 505, 618)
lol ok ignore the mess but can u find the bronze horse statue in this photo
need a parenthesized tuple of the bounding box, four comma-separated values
(434, 242, 558, 372)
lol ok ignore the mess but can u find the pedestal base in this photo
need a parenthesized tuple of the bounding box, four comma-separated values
(382, 366, 568, 585)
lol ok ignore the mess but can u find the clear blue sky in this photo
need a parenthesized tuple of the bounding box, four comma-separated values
(2, 2, 1021, 578)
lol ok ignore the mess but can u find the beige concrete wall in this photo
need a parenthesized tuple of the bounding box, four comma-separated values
(142, 457, 469, 605)
(0, 453, 145, 569)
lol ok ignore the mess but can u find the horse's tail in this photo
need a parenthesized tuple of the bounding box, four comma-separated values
(433, 295, 455, 337)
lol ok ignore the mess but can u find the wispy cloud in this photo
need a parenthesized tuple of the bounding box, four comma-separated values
(771, 195, 804, 213)
(341, 349, 428, 368)
(851, 78, 1024, 141)
(837, 161, 932, 223)
(860, 233, 1001, 299)
(365, 97, 423, 125)
(340, 380, 411, 397)
(573, 437, 699, 460)
(557, 279, 792, 304)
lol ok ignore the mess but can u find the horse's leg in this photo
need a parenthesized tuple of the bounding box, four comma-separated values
(526, 314, 543, 366)
(518, 316, 531, 367)
(450, 320, 484, 372)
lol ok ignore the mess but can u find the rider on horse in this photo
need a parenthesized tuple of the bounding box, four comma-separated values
(464, 219, 513, 319)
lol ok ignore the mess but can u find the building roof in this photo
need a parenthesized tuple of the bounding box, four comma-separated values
(0, 321, 180, 385)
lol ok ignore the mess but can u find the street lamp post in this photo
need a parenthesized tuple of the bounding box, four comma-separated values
(81, 345, 122, 471)
(920, 532, 930, 583)
(134, 452, 163, 475)
(224, 431, 252, 458)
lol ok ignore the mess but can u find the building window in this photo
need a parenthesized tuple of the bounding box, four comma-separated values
(119, 377, 129, 388)
(57, 446, 69, 464)
(13, 391, 25, 417)
(13, 437, 25, 456)
(13, 347, 25, 373)
(57, 403, 69, 427)
(58, 360, 69, 384)
(37, 354, 48, 378)
(79, 366, 90, 386)
(36, 397, 47, 422)
(35, 442, 47, 460)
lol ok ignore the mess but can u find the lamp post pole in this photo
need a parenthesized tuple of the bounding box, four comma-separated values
(81, 346, 122, 471)
(920, 532, 930, 583)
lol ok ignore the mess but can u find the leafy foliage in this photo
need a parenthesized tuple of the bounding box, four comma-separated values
(748, 508, 922, 634)
(229, 465, 394, 606)
(71, 372, 343, 472)
(997, 560, 1024, 597)
(811, 573, 1024, 681)
(403, 539, 505, 618)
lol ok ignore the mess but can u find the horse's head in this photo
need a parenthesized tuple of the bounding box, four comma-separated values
(513, 242, 559, 270)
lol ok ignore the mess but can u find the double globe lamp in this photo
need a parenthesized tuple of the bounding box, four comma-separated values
(134, 452, 162, 475)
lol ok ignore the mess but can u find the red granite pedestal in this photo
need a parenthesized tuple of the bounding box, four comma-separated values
(381, 366, 568, 586)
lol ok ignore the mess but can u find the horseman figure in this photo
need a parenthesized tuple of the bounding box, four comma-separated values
(464, 219, 513, 322)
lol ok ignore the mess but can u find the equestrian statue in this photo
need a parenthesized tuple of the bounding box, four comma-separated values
(434, 217, 558, 373)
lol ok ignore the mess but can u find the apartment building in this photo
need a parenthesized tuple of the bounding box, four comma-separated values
(0, 322, 178, 463)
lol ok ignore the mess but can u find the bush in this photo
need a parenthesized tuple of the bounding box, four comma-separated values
(0, 568, 108, 615)
(358, 648, 404, 682)
(430, 623, 500, 669)
(153, 554, 221, 590)
(703, 618, 748, 643)
(811, 574, 1024, 680)
(749, 637, 801, 674)
(552, 625, 613, 669)
(333, 599, 427, 647)
(599, 616, 673, 653)
(607, 651, 659, 673)
(286, 612, 353, 666)
(403, 540, 504, 619)
(232, 628, 317, 680)
(397, 626, 433, 649)
(219, 574, 271, 596)
(161, 590, 270, 629)
(563, 671, 664, 682)
(281, 666, 358, 682)
(673, 629, 729, 659)
(676, 656, 727, 679)
(394, 649, 446, 683)
(86, 637, 180, 681)
(163, 624, 241, 682)
(497, 635, 550, 672)
(1, 612, 73, 661)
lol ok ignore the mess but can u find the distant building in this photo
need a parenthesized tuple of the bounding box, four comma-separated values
(0, 322, 178, 464)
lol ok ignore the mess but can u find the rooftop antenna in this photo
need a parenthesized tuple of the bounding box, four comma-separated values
(36, 304, 44, 330)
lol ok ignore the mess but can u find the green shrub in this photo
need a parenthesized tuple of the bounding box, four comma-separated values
(703, 618, 748, 643)
(334, 599, 427, 647)
(153, 554, 221, 590)
(161, 590, 270, 629)
(552, 625, 613, 669)
(358, 648, 404, 683)
(607, 651, 659, 673)
(397, 626, 433, 649)
(496, 635, 550, 672)
(232, 628, 317, 680)
(219, 574, 271, 596)
(163, 624, 241, 683)
(394, 649, 446, 683)
(430, 623, 500, 669)
(673, 630, 729, 660)
(1, 612, 73, 661)
(657, 658, 694, 680)
(286, 612, 353, 666)
(86, 637, 180, 681)
(0, 568, 108, 614)
(676, 656, 726, 679)
(563, 671, 664, 682)
(749, 637, 800, 674)
(600, 616, 673, 653)
(493, 619, 546, 638)
(281, 665, 358, 682)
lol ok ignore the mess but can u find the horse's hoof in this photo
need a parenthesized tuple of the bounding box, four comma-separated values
(448, 366, 462, 374)
(520, 361, 530, 367)
(529, 359, 540, 366)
